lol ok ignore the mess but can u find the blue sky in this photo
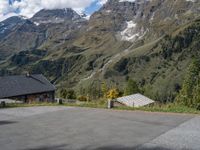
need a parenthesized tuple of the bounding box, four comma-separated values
(85, 1, 102, 15)
(0, 0, 107, 21)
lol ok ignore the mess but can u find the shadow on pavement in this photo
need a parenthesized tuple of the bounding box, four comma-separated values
(85, 145, 171, 150)
(26, 144, 68, 150)
(0, 121, 17, 126)
(25, 144, 171, 150)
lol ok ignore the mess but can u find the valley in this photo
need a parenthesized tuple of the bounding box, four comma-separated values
(0, 0, 200, 103)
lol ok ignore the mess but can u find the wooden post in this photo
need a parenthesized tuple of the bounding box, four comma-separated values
(56, 98, 63, 105)
(1, 101, 6, 108)
(108, 99, 113, 109)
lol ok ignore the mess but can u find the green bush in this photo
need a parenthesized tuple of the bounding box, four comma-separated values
(78, 96, 88, 102)
(59, 89, 76, 99)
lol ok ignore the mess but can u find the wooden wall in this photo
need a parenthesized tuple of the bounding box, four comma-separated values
(11, 91, 55, 103)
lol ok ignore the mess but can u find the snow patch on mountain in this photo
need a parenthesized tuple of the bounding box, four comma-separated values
(119, 20, 147, 42)
(120, 21, 137, 41)
(34, 22, 40, 26)
(106, 10, 112, 13)
(35, 18, 65, 24)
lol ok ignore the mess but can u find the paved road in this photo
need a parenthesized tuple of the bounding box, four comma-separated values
(0, 106, 199, 150)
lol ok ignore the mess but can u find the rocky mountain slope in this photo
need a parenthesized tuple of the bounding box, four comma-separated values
(0, 0, 200, 100)
(0, 18, 46, 60)
(0, 8, 87, 60)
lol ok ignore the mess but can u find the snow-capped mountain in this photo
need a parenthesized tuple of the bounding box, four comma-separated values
(31, 8, 85, 25)
(0, 8, 87, 59)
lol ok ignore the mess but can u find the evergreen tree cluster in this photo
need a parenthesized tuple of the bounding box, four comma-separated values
(124, 79, 140, 96)
(176, 58, 200, 109)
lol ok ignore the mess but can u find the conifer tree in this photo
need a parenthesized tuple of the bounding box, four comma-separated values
(101, 81, 108, 98)
(176, 58, 200, 107)
(124, 79, 140, 96)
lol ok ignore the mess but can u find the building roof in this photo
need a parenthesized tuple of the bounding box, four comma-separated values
(0, 74, 56, 99)
(116, 93, 155, 108)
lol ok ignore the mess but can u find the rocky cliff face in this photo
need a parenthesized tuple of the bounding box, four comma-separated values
(86, 0, 200, 43)
(110, 0, 200, 42)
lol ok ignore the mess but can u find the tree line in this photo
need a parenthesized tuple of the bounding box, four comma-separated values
(59, 79, 141, 101)
(176, 58, 200, 110)
(59, 58, 200, 110)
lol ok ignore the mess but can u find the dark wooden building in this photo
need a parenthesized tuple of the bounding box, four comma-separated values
(0, 74, 56, 103)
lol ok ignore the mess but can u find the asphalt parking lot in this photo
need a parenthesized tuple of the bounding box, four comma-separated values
(0, 106, 199, 150)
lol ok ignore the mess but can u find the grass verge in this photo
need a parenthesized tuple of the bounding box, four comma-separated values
(114, 103, 200, 114)
(0, 103, 60, 109)
(1, 102, 199, 114)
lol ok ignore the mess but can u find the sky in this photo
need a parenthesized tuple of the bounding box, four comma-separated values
(0, 0, 111, 21)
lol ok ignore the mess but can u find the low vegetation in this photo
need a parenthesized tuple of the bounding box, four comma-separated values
(115, 103, 200, 114)
(0, 103, 60, 109)
(2, 59, 200, 115)
(4, 60, 200, 115)
(2, 101, 199, 114)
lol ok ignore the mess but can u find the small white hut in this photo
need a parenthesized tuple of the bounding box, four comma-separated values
(116, 93, 155, 108)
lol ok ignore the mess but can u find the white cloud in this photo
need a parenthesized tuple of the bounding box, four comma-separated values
(0, 0, 18, 21)
(12, 0, 43, 18)
(0, 0, 96, 21)
(0, 0, 12, 15)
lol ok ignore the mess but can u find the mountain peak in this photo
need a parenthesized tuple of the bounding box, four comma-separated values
(31, 8, 84, 24)
(0, 16, 26, 38)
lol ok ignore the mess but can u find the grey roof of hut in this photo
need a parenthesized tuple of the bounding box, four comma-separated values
(116, 93, 155, 107)
(0, 74, 55, 99)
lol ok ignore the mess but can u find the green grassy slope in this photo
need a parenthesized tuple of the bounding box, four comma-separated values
(106, 18, 200, 101)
